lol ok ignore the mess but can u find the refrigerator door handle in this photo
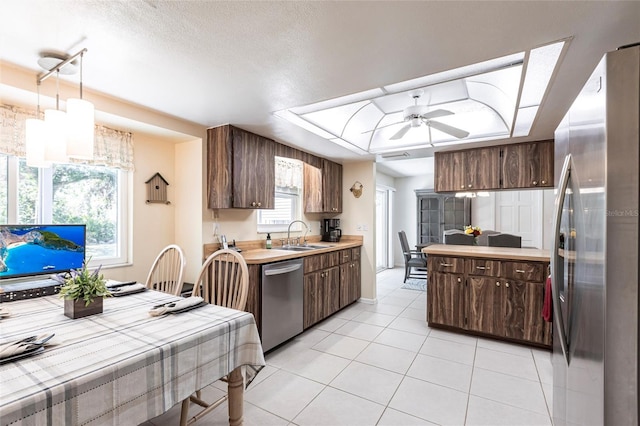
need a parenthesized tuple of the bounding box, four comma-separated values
(551, 154, 572, 365)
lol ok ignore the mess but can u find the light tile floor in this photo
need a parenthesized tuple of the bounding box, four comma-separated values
(146, 267, 553, 426)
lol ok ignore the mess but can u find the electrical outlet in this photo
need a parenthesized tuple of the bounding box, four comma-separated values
(356, 224, 363, 231)
(363, 224, 369, 231)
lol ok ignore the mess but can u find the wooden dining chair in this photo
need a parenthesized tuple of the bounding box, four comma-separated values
(180, 249, 249, 426)
(144, 244, 186, 295)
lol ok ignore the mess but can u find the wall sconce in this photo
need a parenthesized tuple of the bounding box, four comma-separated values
(26, 48, 94, 168)
(350, 181, 364, 198)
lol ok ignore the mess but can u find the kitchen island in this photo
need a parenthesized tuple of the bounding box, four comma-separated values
(423, 244, 552, 348)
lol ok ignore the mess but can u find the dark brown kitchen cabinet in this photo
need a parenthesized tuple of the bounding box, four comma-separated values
(207, 125, 275, 209)
(468, 276, 505, 336)
(435, 147, 500, 192)
(428, 271, 466, 328)
(304, 160, 342, 213)
(502, 140, 554, 189)
(434, 150, 464, 193)
(303, 266, 339, 329)
(427, 254, 552, 348)
(434, 140, 553, 192)
(339, 247, 361, 308)
(303, 252, 340, 328)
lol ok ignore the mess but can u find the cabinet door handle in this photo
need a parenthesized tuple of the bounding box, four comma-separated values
(496, 282, 500, 287)
(467, 184, 472, 188)
(251, 202, 256, 207)
(460, 185, 465, 189)
(541, 180, 547, 185)
(257, 202, 262, 207)
(505, 282, 510, 288)
(440, 263, 453, 267)
(475, 266, 490, 270)
(515, 269, 526, 273)
(457, 277, 462, 283)
(532, 181, 538, 186)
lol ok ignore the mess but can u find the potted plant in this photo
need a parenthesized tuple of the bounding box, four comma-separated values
(57, 259, 111, 319)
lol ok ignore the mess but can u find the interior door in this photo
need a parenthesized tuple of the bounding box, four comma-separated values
(495, 190, 543, 248)
(375, 188, 390, 271)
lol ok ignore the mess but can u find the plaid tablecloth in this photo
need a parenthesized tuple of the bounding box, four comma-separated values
(0, 290, 265, 426)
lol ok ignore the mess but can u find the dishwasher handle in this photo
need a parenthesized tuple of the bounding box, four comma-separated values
(264, 263, 302, 276)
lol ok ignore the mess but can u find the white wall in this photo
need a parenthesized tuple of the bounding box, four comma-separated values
(343, 161, 376, 301)
(393, 174, 433, 266)
(106, 133, 178, 283)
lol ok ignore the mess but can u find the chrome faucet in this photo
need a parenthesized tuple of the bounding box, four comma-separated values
(286, 220, 310, 247)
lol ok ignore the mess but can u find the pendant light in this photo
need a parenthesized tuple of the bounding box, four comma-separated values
(25, 82, 51, 168)
(44, 69, 68, 163)
(66, 51, 94, 159)
(25, 48, 94, 167)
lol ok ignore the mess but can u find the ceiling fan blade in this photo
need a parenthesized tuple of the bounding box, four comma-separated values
(422, 109, 454, 120)
(390, 124, 411, 140)
(426, 120, 470, 139)
(361, 120, 404, 134)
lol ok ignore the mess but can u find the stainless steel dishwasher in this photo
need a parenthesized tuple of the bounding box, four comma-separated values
(261, 258, 304, 352)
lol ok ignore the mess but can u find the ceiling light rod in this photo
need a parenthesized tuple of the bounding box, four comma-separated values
(36, 48, 87, 84)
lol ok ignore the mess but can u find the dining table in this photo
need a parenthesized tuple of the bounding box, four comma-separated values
(0, 288, 265, 426)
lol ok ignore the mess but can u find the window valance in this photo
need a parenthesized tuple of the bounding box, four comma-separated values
(0, 104, 135, 171)
(275, 157, 303, 189)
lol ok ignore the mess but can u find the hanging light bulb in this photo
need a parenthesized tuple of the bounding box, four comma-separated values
(66, 51, 94, 159)
(44, 69, 69, 163)
(26, 82, 51, 168)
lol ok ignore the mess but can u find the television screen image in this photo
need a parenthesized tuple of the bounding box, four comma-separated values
(0, 224, 86, 280)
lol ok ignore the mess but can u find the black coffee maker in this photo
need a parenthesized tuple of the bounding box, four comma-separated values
(322, 218, 342, 242)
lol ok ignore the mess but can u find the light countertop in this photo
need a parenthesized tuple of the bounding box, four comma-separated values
(205, 236, 363, 265)
(423, 244, 550, 262)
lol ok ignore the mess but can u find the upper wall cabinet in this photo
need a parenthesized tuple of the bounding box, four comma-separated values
(207, 125, 275, 209)
(502, 140, 553, 189)
(303, 159, 343, 214)
(434, 140, 554, 193)
(435, 147, 500, 192)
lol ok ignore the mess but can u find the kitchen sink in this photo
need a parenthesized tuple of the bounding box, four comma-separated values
(280, 244, 334, 251)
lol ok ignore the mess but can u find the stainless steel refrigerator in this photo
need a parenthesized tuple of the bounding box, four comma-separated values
(551, 43, 639, 425)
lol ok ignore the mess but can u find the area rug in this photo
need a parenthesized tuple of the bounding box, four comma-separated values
(401, 278, 427, 291)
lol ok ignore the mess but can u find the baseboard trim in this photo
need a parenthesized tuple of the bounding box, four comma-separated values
(358, 297, 376, 305)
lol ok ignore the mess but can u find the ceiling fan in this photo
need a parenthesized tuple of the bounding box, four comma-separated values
(386, 89, 470, 141)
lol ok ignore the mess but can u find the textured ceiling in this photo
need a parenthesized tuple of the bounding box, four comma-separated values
(1, 1, 639, 177)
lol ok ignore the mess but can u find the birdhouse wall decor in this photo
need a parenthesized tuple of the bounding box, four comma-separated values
(145, 173, 171, 204)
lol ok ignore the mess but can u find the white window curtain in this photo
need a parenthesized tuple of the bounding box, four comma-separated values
(0, 104, 134, 171)
(275, 157, 302, 189)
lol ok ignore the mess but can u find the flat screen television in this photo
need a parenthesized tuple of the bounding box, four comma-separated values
(0, 224, 86, 280)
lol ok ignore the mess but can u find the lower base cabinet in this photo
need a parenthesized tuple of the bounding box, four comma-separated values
(304, 247, 361, 329)
(428, 255, 552, 348)
(303, 267, 339, 329)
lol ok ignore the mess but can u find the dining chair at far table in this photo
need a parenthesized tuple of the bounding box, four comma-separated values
(145, 244, 186, 295)
(398, 231, 427, 283)
(443, 229, 475, 246)
(180, 248, 250, 426)
(488, 233, 522, 248)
